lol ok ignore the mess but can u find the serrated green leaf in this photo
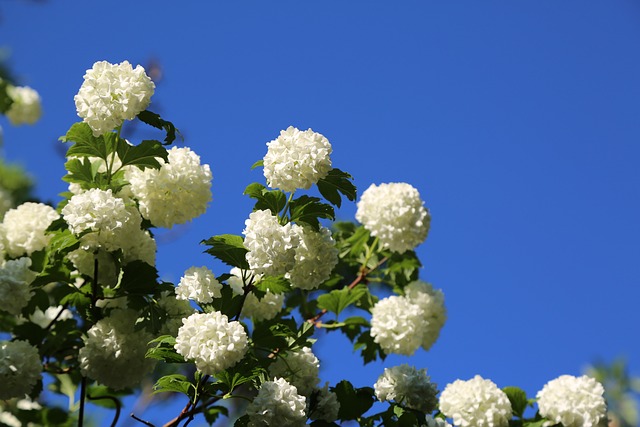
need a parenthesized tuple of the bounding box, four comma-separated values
(146, 335, 186, 363)
(317, 284, 368, 317)
(202, 234, 250, 270)
(204, 406, 229, 425)
(62, 122, 110, 160)
(137, 110, 178, 145)
(117, 139, 168, 170)
(289, 195, 335, 231)
(503, 386, 529, 418)
(354, 331, 386, 364)
(317, 168, 357, 208)
(250, 159, 263, 170)
(120, 261, 159, 295)
(254, 276, 291, 294)
(153, 374, 192, 395)
(62, 157, 98, 186)
(244, 182, 287, 215)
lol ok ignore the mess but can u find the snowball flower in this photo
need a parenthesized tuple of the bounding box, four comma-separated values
(175, 311, 248, 374)
(263, 126, 332, 193)
(370, 295, 425, 355)
(0, 340, 42, 400)
(74, 60, 155, 136)
(0, 257, 37, 315)
(125, 146, 212, 228)
(404, 281, 447, 351)
(536, 375, 606, 427)
(79, 309, 156, 390)
(241, 289, 284, 321)
(356, 182, 430, 253)
(1, 202, 59, 257)
(247, 377, 307, 427)
(6, 86, 42, 125)
(175, 266, 222, 304)
(374, 364, 438, 413)
(243, 209, 299, 276)
(439, 375, 512, 427)
(309, 383, 340, 422)
(286, 226, 338, 290)
(29, 305, 73, 328)
(269, 346, 320, 396)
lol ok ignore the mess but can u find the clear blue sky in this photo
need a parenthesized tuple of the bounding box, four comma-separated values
(2, 1, 639, 425)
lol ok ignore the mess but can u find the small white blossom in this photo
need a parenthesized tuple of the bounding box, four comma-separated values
(0, 257, 36, 315)
(175, 266, 222, 304)
(6, 86, 42, 125)
(1, 202, 59, 257)
(356, 182, 430, 254)
(0, 340, 42, 400)
(121, 229, 157, 266)
(74, 60, 155, 136)
(241, 290, 284, 322)
(156, 291, 196, 336)
(243, 209, 299, 276)
(374, 364, 438, 413)
(287, 226, 338, 290)
(263, 126, 332, 193)
(370, 295, 424, 355)
(439, 375, 512, 427)
(125, 146, 212, 228)
(29, 305, 73, 328)
(536, 375, 606, 427)
(247, 377, 307, 427)
(309, 383, 340, 422)
(175, 312, 248, 375)
(269, 347, 320, 396)
(404, 281, 447, 351)
(0, 412, 21, 427)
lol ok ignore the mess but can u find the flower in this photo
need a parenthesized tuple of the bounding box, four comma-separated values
(29, 305, 74, 328)
(125, 146, 212, 228)
(227, 267, 255, 295)
(309, 383, 340, 422)
(175, 311, 248, 375)
(79, 309, 156, 390)
(0, 257, 37, 315)
(369, 295, 425, 355)
(423, 416, 452, 427)
(241, 290, 284, 321)
(68, 247, 119, 287)
(286, 226, 338, 290)
(0, 340, 42, 400)
(404, 281, 447, 351)
(374, 364, 438, 413)
(243, 209, 299, 276)
(156, 291, 196, 336)
(175, 266, 222, 304)
(269, 347, 320, 396)
(1, 202, 59, 257)
(6, 86, 42, 125)
(355, 182, 430, 253)
(439, 375, 512, 427)
(263, 126, 332, 193)
(247, 377, 307, 427)
(74, 60, 155, 136)
(536, 375, 606, 427)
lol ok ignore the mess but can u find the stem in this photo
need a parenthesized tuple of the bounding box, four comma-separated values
(78, 376, 87, 427)
(278, 191, 295, 225)
(87, 394, 121, 427)
(163, 374, 210, 427)
(130, 413, 156, 427)
(106, 125, 122, 184)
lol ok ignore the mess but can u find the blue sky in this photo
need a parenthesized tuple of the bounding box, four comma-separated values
(2, 1, 639, 425)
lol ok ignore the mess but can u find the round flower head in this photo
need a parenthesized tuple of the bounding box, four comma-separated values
(263, 126, 332, 193)
(0, 340, 42, 400)
(309, 383, 341, 422)
(536, 375, 606, 427)
(374, 364, 438, 413)
(243, 209, 299, 276)
(439, 375, 512, 427)
(79, 309, 156, 390)
(121, 228, 157, 266)
(241, 289, 284, 322)
(247, 377, 307, 427)
(175, 266, 222, 304)
(175, 311, 248, 375)
(269, 346, 320, 396)
(125, 146, 212, 228)
(370, 295, 424, 355)
(356, 182, 430, 254)
(5, 86, 42, 125)
(286, 226, 338, 290)
(404, 281, 447, 351)
(74, 60, 155, 136)
(0, 257, 37, 315)
(1, 202, 59, 257)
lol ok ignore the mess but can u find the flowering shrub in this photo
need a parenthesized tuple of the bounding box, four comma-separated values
(0, 59, 608, 427)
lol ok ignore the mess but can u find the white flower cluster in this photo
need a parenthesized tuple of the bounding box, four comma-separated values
(5, 86, 42, 125)
(536, 375, 606, 427)
(243, 209, 298, 276)
(356, 182, 430, 254)
(68, 247, 119, 287)
(0, 257, 37, 315)
(74, 60, 155, 136)
(156, 291, 195, 336)
(309, 384, 340, 422)
(79, 309, 156, 390)
(0, 340, 42, 400)
(226, 267, 254, 295)
(263, 126, 332, 193)
(126, 146, 212, 228)
(176, 266, 222, 304)
(439, 375, 512, 427)
(175, 311, 248, 375)
(374, 364, 438, 413)
(247, 377, 307, 427)
(286, 226, 338, 290)
(1, 202, 59, 257)
(29, 305, 73, 328)
(241, 290, 284, 321)
(370, 280, 446, 355)
(269, 346, 320, 396)
(424, 416, 453, 427)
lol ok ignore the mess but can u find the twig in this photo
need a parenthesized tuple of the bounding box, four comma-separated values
(87, 394, 121, 427)
(131, 413, 156, 427)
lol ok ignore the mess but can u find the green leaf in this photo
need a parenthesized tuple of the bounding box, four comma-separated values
(120, 261, 159, 295)
(317, 168, 357, 208)
(62, 158, 98, 186)
(203, 406, 229, 425)
(289, 195, 335, 231)
(250, 159, 263, 170)
(243, 182, 287, 215)
(317, 284, 368, 316)
(0, 80, 13, 113)
(254, 276, 291, 294)
(334, 380, 375, 421)
(202, 234, 250, 270)
(137, 110, 178, 145)
(503, 386, 529, 418)
(117, 139, 168, 170)
(153, 374, 193, 395)
(354, 331, 386, 364)
(61, 122, 110, 160)
(146, 335, 186, 363)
